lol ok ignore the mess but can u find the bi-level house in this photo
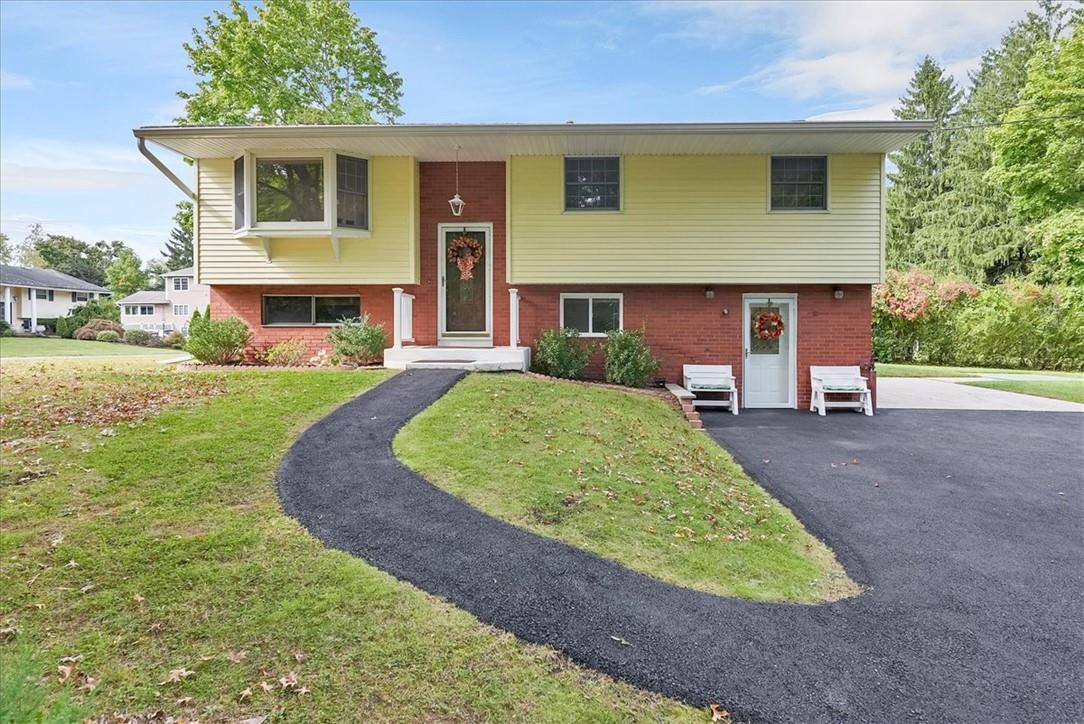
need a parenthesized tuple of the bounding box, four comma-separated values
(134, 121, 928, 408)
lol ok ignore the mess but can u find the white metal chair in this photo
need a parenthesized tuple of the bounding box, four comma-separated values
(810, 366, 873, 416)
(683, 364, 739, 415)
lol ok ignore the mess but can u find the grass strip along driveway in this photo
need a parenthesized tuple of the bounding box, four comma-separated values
(396, 373, 856, 602)
(1, 362, 698, 722)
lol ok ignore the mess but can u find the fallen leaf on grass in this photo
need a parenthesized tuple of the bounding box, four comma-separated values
(175, 697, 193, 706)
(77, 674, 97, 692)
(238, 688, 253, 702)
(159, 668, 195, 685)
(292, 651, 305, 663)
(57, 665, 74, 683)
(256, 680, 274, 693)
(278, 671, 298, 690)
(227, 649, 248, 663)
(133, 593, 145, 607)
(709, 703, 730, 722)
(58, 655, 82, 664)
(80, 584, 96, 594)
(296, 686, 310, 696)
(0, 626, 16, 640)
(64, 559, 79, 569)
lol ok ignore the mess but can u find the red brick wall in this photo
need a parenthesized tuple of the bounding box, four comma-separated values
(515, 283, 875, 408)
(209, 159, 875, 407)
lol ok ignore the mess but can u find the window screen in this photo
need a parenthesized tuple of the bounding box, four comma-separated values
(336, 155, 369, 229)
(565, 157, 620, 211)
(770, 156, 827, 210)
(561, 294, 622, 336)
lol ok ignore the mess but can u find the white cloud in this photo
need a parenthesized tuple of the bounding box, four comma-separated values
(647, 0, 1033, 104)
(806, 100, 897, 121)
(0, 138, 190, 192)
(0, 69, 33, 90)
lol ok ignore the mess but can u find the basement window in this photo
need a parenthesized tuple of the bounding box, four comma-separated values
(560, 293, 623, 337)
(262, 295, 360, 326)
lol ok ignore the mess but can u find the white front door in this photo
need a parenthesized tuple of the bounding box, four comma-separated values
(438, 223, 493, 344)
(743, 294, 797, 408)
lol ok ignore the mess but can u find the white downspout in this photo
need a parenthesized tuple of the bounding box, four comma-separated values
(136, 137, 196, 200)
(509, 288, 519, 349)
(392, 288, 403, 349)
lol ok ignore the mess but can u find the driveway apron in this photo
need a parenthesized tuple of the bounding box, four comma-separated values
(278, 370, 1084, 723)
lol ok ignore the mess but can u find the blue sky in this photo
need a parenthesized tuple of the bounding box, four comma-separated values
(0, 0, 1036, 261)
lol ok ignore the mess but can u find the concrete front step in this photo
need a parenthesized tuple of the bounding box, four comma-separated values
(385, 345, 531, 372)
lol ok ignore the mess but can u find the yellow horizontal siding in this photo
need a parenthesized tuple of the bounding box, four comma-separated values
(507, 154, 883, 284)
(196, 156, 418, 285)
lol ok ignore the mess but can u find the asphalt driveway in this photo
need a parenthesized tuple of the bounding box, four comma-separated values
(279, 371, 1084, 722)
(704, 407, 1084, 720)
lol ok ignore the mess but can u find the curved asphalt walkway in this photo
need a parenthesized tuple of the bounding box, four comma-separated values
(278, 370, 1083, 723)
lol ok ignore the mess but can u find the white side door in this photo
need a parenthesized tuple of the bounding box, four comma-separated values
(743, 294, 797, 408)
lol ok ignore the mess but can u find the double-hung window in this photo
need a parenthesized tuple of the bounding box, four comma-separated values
(261, 295, 360, 326)
(560, 293, 623, 337)
(233, 152, 370, 235)
(32, 289, 52, 301)
(770, 156, 828, 211)
(72, 292, 90, 303)
(172, 277, 190, 291)
(564, 157, 620, 211)
(173, 304, 189, 316)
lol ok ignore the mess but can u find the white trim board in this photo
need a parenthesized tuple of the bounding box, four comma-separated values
(742, 292, 798, 409)
(437, 222, 494, 344)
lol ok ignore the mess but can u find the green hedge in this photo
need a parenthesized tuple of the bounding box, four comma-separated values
(874, 271, 1084, 371)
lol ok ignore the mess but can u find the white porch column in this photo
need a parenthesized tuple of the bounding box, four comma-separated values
(392, 287, 403, 349)
(2, 286, 11, 326)
(508, 288, 519, 349)
(30, 291, 38, 332)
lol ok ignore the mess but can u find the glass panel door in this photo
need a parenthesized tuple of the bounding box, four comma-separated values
(744, 298, 793, 407)
(442, 228, 488, 335)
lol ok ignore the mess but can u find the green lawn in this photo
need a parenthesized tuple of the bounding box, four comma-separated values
(876, 362, 1083, 379)
(963, 379, 1084, 404)
(0, 362, 699, 722)
(396, 374, 859, 603)
(0, 336, 185, 358)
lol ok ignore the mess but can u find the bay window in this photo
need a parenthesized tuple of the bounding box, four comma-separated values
(233, 151, 370, 236)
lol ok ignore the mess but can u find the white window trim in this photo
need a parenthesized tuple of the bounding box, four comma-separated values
(559, 292, 624, 337)
(233, 149, 373, 239)
(139, 305, 155, 316)
(562, 156, 623, 214)
(172, 277, 190, 291)
(123, 305, 136, 315)
(766, 154, 831, 214)
(260, 293, 361, 327)
(173, 304, 189, 316)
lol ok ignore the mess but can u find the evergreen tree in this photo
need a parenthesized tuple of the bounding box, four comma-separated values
(162, 201, 194, 270)
(886, 57, 962, 269)
(913, 2, 1073, 282)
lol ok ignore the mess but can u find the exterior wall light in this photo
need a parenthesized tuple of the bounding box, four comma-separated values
(704, 285, 715, 299)
(833, 285, 844, 300)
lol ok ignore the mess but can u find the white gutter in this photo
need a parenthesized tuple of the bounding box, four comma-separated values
(137, 137, 196, 200)
(134, 120, 934, 140)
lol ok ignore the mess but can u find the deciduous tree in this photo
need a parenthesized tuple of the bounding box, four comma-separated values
(177, 0, 403, 125)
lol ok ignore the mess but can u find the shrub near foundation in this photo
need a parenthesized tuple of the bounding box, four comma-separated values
(124, 328, 153, 346)
(185, 315, 251, 365)
(533, 328, 592, 379)
(603, 328, 659, 387)
(326, 314, 386, 365)
(94, 330, 120, 343)
(73, 319, 125, 341)
(264, 338, 307, 367)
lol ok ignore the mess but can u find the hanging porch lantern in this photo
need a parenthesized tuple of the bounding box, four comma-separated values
(448, 145, 466, 217)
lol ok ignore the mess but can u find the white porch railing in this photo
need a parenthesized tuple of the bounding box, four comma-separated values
(392, 288, 415, 349)
(508, 288, 520, 349)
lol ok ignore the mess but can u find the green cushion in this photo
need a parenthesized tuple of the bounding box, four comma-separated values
(823, 384, 863, 391)
(694, 383, 732, 391)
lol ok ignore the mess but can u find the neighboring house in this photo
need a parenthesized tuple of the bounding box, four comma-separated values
(134, 120, 929, 408)
(0, 264, 110, 332)
(118, 266, 209, 334)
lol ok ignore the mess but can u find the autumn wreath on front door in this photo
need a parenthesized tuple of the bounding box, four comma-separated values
(753, 309, 785, 340)
(448, 234, 484, 280)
